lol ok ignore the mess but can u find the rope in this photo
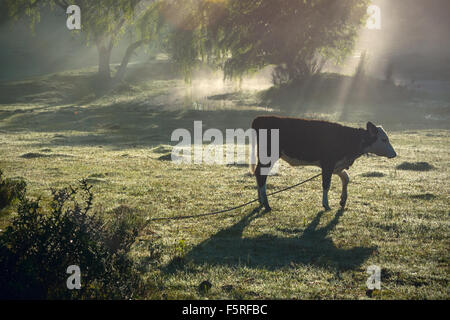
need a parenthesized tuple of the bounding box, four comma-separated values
(147, 172, 322, 222)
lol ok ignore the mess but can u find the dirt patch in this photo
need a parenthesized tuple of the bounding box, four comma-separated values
(89, 173, 106, 178)
(20, 152, 73, 159)
(410, 193, 436, 200)
(151, 145, 173, 154)
(361, 171, 386, 178)
(157, 153, 172, 161)
(85, 178, 108, 184)
(20, 153, 50, 159)
(396, 161, 435, 171)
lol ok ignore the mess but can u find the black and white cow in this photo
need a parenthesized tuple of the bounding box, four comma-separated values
(250, 116, 397, 211)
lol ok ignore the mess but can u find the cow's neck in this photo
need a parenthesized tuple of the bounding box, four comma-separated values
(358, 129, 376, 158)
(345, 129, 373, 162)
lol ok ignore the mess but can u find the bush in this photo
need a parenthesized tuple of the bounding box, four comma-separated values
(0, 179, 146, 299)
(0, 170, 26, 211)
(103, 205, 146, 253)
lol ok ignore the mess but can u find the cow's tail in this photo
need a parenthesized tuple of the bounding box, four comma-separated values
(249, 120, 258, 175)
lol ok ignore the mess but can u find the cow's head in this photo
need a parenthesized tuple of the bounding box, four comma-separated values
(364, 122, 397, 158)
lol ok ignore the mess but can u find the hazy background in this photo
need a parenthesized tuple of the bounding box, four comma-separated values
(0, 4, 150, 81)
(327, 0, 450, 98)
(1, 0, 450, 86)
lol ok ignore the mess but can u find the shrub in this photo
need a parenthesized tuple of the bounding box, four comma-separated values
(103, 204, 146, 253)
(0, 180, 146, 300)
(0, 170, 26, 211)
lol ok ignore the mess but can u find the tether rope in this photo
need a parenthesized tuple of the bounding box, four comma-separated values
(148, 173, 322, 222)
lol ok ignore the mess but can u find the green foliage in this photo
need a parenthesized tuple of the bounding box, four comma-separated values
(4, 0, 370, 82)
(158, 0, 232, 80)
(0, 179, 146, 299)
(5, 0, 164, 80)
(164, 0, 370, 82)
(6, 0, 152, 41)
(0, 170, 26, 211)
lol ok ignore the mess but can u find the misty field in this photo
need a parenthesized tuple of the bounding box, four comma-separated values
(0, 65, 449, 299)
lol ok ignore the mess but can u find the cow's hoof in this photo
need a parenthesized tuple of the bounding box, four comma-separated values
(323, 205, 331, 211)
(340, 201, 346, 208)
(264, 204, 272, 212)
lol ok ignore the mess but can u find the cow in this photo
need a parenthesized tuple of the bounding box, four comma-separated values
(250, 116, 397, 211)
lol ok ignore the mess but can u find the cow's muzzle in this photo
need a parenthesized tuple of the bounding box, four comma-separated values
(388, 151, 397, 159)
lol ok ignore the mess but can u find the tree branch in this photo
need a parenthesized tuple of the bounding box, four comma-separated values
(9, 0, 44, 19)
(108, 0, 144, 51)
(113, 39, 148, 82)
(54, 0, 70, 12)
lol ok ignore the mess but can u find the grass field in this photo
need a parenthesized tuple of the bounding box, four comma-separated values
(0, 62, 449, 299)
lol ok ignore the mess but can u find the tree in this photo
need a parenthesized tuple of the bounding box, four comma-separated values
(165, 0, 370, 83)
(5, 0, 163, 84)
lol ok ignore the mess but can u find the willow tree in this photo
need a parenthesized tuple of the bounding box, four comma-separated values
(5, 0, 163, 83)
(164, 0, 370, 83)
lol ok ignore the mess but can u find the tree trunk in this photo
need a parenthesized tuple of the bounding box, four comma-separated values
(113, 40, 145, 83)
(97, 44, 112, 81)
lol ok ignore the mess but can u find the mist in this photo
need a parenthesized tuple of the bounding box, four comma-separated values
(0, 0, 449, 302)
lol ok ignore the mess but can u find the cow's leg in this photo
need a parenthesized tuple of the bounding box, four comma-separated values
(321, 163, 334, 211)
(255, 164, 271, 211)
(336, 170, 349, 208)
(253, 127, 274, 211)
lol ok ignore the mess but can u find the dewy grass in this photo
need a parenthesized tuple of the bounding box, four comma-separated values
(0, 65, 449, 299)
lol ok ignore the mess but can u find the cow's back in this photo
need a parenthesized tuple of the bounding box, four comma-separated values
(252, 116, 362, 163)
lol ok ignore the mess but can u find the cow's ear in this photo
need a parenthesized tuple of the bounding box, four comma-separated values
(366, 122, 378, 136)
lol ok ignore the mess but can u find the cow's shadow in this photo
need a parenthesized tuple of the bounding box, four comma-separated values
(163, 207, 376, 274)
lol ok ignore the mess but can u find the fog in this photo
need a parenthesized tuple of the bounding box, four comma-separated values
(1, 0, 449, 84)
(0, 8, 149, 81)
(325, 1, 449, 81)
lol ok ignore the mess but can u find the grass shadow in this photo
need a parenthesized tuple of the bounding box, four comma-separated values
(163, 207, 376, 274)
(1, 102, 269, 149)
